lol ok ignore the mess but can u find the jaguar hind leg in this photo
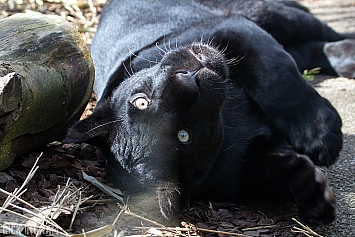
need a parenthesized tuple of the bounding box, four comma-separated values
(239, 144, 335, 226)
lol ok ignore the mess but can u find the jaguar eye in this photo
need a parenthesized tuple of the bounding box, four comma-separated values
(132, 97, 149, 110)
(178, 130, 190, 143)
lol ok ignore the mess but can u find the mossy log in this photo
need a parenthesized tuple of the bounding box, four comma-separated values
(0, 13, 94, 170)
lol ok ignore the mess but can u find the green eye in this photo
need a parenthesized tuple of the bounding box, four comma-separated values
(133, 97, 149, 110)
(178, 130, 190, 143)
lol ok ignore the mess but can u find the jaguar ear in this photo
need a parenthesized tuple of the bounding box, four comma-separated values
(324, 39, 355, 78)
(66, 99, 115, 144)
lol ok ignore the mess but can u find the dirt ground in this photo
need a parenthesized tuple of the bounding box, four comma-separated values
(300, 1, 355, 236)
(0, 0, 354, 236)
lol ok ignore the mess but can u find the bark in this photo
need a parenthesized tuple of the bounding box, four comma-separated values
(0, 13, 94, 170)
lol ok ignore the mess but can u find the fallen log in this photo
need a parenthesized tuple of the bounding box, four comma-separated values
(0, 13, 94, 170)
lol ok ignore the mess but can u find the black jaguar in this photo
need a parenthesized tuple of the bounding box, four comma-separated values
(67, 0, 355, 226)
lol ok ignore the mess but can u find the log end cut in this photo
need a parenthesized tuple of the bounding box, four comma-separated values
(0, 13, 95, 170)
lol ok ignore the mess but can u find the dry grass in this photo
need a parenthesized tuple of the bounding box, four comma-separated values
(0, 153, 71, 236)
(0, 153, 113, 236)
(0, 154, 315, 236)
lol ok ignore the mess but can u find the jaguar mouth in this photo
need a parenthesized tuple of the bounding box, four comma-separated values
(157, 182, 181, 220)
(188, 43, 229, 81)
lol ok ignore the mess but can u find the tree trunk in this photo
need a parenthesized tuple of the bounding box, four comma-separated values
(0, 13, 94, 170)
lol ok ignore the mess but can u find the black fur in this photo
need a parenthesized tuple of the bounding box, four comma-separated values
(66, 0, 354, 226)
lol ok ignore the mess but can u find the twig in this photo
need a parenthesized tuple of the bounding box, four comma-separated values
(1, 153, 41, 211)
(292, 218, 323, 237)
(78, 27, 97, 33)
(82, 229, 87, 237)
(292, 227, 313, 237)
(69, 190, 82, 230)
(82, 199, 116, 204)
(242, 225, 276, 231)
(118, 204, 253, 237)
(117, 203, 166, 229)
(86, 0, 96, 27)
(112, 208, 125, 226)
(194, 227, 252, 237)
(5, 202, 69, 236)
(82, 171, 124, 202)
(0, 158, 70, 236)
(71, 225, 114, 237)
(135, 226, 254, 237)
(0, 207, 67, 236)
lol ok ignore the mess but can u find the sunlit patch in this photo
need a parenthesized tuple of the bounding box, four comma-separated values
(343, 192, 355, 209)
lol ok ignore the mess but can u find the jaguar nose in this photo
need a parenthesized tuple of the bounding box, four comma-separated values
(174, 70, 201, 92)
(161, 69, 200, 113)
